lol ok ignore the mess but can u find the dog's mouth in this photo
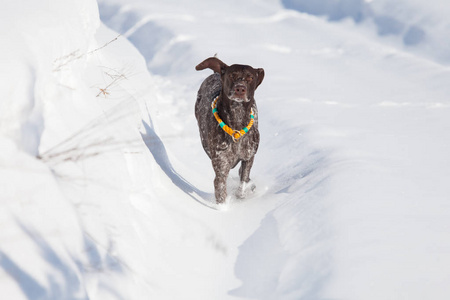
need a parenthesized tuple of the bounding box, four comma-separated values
(229, 95, 249, 103)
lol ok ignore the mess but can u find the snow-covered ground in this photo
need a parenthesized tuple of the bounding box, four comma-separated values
(1, 0, 450, 299)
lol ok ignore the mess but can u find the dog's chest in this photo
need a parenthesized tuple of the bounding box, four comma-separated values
(223, 104, 249, 129)
(211, 116, 259, 161)
(211, 101, 259, 159)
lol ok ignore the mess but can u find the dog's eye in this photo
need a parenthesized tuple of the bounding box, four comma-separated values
(247, 75, 253, 81)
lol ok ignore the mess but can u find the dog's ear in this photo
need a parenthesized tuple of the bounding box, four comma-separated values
(255, 68, 264, 89)
(195, 57, 228, 75)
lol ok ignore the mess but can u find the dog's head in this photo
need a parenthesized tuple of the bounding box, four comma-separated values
(196, 57, 264, 103)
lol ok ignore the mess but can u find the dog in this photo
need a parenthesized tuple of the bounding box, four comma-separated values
(195, 57, 264, 203)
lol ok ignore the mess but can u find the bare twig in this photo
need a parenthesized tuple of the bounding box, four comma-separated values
(96, 71, 128, 98)
(87, 34, 121, 55)
(53, 34, 121, 72)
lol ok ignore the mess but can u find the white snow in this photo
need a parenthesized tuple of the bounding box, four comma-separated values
(1, 0, 450, 299)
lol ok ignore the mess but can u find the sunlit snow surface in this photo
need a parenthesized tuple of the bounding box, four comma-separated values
(1, 0, 450, 299)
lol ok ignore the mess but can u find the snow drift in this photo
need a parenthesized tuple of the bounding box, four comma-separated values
(0, 0, 158, 298)
(1, 0, 450, 299)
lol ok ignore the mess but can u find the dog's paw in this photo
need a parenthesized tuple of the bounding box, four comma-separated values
(216, 196, 232, 211)
(236, 181, 256, 199)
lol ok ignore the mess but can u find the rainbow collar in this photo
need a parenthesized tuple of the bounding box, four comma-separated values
(211, 96, 255, 142)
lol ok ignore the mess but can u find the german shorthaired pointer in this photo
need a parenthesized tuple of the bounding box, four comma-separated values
(195, 57, 264, 203)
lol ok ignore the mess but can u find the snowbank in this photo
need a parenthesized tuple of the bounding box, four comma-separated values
(0, 0, 159, 298)
(0, 0, 101, 297)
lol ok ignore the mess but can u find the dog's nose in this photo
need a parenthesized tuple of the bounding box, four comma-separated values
(234, 84, 246, 96)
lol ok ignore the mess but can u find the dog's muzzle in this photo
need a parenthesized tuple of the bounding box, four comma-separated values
(229, 83, 249, 102)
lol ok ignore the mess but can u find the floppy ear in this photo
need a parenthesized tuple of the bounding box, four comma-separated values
(195, 57, 228, 75)
(255, 68, 264, 88)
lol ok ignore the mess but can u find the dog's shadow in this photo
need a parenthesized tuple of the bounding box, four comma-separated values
(140, 121, 215, 206)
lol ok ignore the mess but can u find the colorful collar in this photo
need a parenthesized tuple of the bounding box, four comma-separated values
(211, 96, 255, 142)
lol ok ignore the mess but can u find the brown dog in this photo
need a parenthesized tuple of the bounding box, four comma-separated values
(195, 57, 264, 203)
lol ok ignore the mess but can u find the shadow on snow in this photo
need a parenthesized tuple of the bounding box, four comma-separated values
(0, 221, 123, 300)
(140, 121, 214, 207)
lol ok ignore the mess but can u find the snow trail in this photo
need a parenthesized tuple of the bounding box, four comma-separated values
(98, 1, 450, 299)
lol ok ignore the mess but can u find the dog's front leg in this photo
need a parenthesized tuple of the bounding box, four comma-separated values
(239, 157, 254, 183)
(237, 157, 256, 198)
(212, 158, 231, 203)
